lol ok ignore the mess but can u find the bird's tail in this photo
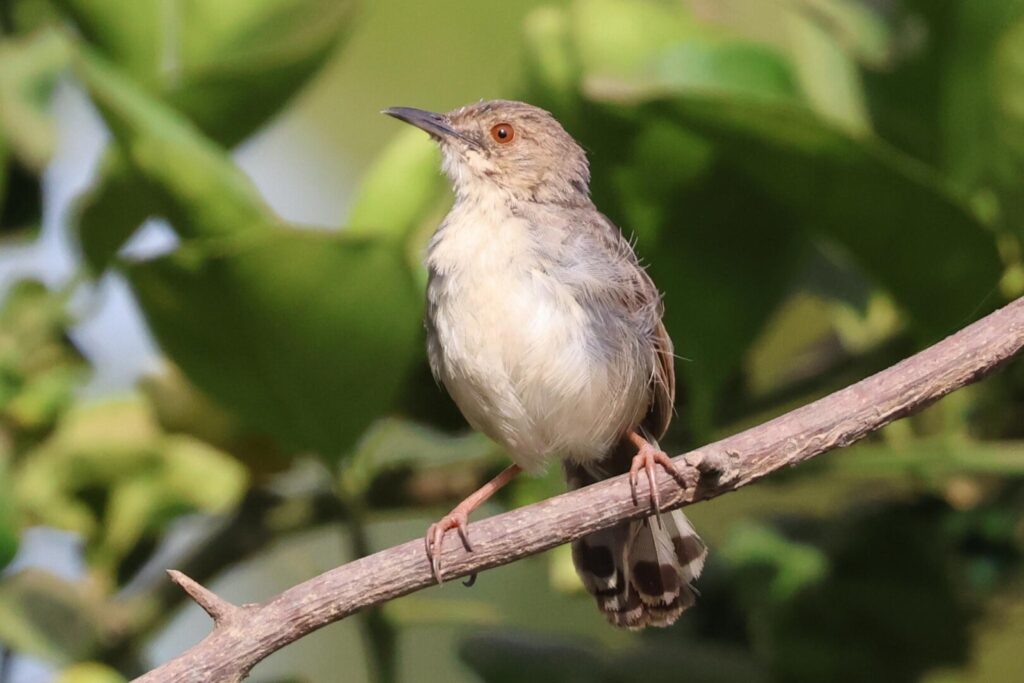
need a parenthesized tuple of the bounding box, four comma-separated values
(571, 507, 706, 629)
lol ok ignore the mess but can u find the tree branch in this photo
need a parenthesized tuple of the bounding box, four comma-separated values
(135, 296, 1024, 682)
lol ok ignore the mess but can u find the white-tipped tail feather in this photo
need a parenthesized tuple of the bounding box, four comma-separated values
(572, 509, 706, 629)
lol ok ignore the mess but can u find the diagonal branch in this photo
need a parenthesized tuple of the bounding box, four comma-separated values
(136, 296, 1024, 682)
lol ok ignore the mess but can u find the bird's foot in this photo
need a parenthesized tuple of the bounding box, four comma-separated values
(425, 508, 473, 585)
(421, 463, 522, 586)
(628, 433, 690, 515)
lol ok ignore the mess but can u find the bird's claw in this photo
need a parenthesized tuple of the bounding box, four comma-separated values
(425, 510, 473, 584)
(629, 442, 690, 516)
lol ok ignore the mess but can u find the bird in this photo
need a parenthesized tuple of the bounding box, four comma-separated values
(384, 100, 706, 628)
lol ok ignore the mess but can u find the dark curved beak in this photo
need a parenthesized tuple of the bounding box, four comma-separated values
(383, 106, 479, 147)
(383, 107, 456, 138)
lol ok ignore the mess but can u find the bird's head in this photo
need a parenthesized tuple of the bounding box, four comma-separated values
(384, 100, 591, 206)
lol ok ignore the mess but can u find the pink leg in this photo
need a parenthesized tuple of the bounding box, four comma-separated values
(425, 464, 522, 584)
(627, 431, 690, 513)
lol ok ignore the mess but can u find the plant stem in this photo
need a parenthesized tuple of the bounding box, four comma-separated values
(337, 488, 398, 683)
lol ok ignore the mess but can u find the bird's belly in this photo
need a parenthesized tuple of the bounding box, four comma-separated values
(430, 268, 648, 472)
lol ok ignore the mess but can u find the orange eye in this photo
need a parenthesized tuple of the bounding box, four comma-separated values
(490, 123, 515, 143)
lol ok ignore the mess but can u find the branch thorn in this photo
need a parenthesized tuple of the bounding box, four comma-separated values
(168, 569, 238, 623)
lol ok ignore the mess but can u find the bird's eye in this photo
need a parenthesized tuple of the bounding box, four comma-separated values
(490, 123, 515, 144)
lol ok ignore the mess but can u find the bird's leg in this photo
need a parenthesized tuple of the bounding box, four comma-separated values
(425, 463, 522, 584)
(627, 431, 689, 515)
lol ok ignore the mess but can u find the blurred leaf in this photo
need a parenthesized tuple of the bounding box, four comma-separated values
(938, 1, 1024, 190)
(73, 148, 171, 272)
(349, 418, 497, 474)
(0, 154, 44, 243)
(744, 292, 836, 396)
(610, 118, 715, 247)
(0, 570, 106, 664)
(347, 127, 445, 242)
(345, 418, 503, 508)
(75, 47, 422, 461)
(0, 280, 87, 440)
(384, 595, 501, 626)
(791, 0, 892, 67)
(6, 0, 63, 36)
(722, 522, 829, 603)
(74, 49, 276, 241)
(995, 16, 1024, 161)
(830, 438, 1024, 478)
(0, 29, 69, 243)
(734, 500, 976, 682)
(55, 663, 126, 683)
(14, 398, 248, 575)
(651, 96, 1003, 335)
(127, 230, 422, 460)
(863, 1, 1024, 236)
(0, 452, 17, 569)
(56, 0, 357, 146)
(784, 1, 870, 132)
(609, 641, 767, 683)
(460, 632, 610, 683)
(547, 1, 1004, 336)
(461, 631, 765, 683)
(523, 6, 581, 118)
(0, 28, 71, 170)
(67, 0, 356, 269)
(576, 0, 798, 104)
(140, 363, 293, 476)
(0, 131, 7, 203)
(648, 166, 805, 433)
(992, 14, 1024, 238)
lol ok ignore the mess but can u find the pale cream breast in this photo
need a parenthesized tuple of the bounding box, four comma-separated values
(427, 190, 650, 472)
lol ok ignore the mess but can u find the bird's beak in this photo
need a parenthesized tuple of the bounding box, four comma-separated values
(383, 107, 478, 147)
(383, 107, 457, 138)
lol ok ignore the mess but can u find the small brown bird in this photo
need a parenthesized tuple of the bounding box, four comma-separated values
(385, 100, 706, 628)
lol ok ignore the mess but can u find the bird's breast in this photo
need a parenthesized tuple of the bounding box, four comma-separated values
(425, 200, 649, 471)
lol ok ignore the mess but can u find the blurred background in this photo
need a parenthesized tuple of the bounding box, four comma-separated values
(1, 0, 1023, 681)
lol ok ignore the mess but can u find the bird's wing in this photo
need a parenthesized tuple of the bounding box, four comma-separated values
(646, 317, 676, 440)
(564, 208, 677, 441)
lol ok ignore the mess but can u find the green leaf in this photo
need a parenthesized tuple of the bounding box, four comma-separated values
(346, 127, 446, 244)
(863, 1, 1024, 235)
(127, 229, 422, 460)
(140, 363, 294, 475)
(522, 6, 581, 118)
(571, 0, 799, 104)
(722, 522, 829, 603)
(460, 633, 611, 683)
(645, 165, 805, 433)
(55, 663, 127, 683)
(55, 0, 357, 146)
(342, 417, 500, 496)
(0, 453, 18, 570)
(610, 642, 768, 683)
(73, 49, 276, 241)
(784, 1, 871, 132)
(829, 438, 1024, 478)
(0, 570, 106, 663)
(14, 398, 247, 574)
(73, 148, 170, 272)
(0, 280, 87, 439)
(645, 96, 1004, 336)
(0, 28, 72, 171)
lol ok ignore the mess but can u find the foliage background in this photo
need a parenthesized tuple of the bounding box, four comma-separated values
(2, 0, 1024, 681)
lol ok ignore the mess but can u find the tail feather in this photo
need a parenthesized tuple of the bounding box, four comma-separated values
(572, 508, 706, 629)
